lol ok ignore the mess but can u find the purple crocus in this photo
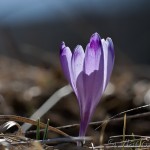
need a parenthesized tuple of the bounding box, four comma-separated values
(60, 33, 115, 137)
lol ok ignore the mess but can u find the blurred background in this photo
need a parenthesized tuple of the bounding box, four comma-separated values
(0, 0, 150, 145)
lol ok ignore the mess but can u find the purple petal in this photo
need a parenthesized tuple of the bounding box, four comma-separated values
(60, 42, 73, 85)
(90, 32, 101, 50)
(79, 102, 92, 136)
(77, 70, 104, 136)
(101, 38, 115, 91)
(71, 45, 85, 98)
(83, 33, 104, 104)
(71, 45, 85, 84)
(76, 72, 92, 136)
(84, 33, 102, 75)
(76, 33, 105, 136)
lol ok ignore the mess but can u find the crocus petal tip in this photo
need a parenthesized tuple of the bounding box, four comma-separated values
(75, 45, 83, 52)
(106, 37, 114, 48)
(60, 41, 66, 54)
(89, 32, 101, 50)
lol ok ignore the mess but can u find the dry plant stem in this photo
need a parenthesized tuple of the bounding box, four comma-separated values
(0, 115, 69, 137)
(99, 119, 108, 145)
(10, 137, 92, 145)
(56, 111, 150, 129)
(90, 145, 150, 149)
(0, 134, 29, 139)
(110, 135, 150, 139)
(122, 114, 126, 149)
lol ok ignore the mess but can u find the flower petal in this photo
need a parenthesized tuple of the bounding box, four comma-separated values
(101, 38, 115, 91)
(82, 33, 104, 106)
(77, 70, 104, 136)
(76, 33, 105, 136)
(84, 33, 102, 75)
(60, 42, 73, 85)
(79, 102, 91, 136)
(71, 45, 85, 83)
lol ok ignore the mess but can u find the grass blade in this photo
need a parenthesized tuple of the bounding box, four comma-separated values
(43, 119, 50, 140)
(122, 114, 126, 150)
(36, 118, 40, 140)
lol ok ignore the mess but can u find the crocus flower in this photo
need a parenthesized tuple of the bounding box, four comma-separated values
(60, 33, 115, 137)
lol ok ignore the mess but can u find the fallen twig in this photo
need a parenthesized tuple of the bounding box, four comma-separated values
(0, 115, 69, 137)
(56, 111, 150, 129)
